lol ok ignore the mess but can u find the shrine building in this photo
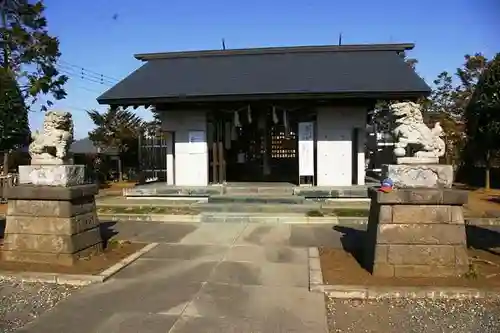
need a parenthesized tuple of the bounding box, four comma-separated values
(97, 43, 430, 187)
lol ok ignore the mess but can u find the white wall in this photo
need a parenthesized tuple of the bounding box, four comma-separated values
(160, 110, 208, 186)
(356, 128, 366, 185)
(316, 106, 367, 186)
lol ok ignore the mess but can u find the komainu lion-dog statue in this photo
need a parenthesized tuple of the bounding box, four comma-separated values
(29, 111, 74, 165)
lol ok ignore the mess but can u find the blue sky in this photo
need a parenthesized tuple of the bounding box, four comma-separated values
(31, 0, 499, 139)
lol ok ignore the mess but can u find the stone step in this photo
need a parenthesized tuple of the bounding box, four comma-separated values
(207, 194, 305, 205)
(199, 212, 313, 223)
(194, 202, 320, 213)
(224, 186, 295, 195)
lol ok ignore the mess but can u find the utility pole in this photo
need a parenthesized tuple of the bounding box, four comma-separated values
(338, 33, 342, 46)
(221, 38, 226, 50)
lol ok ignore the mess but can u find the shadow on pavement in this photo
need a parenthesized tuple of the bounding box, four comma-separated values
(333, 225, 366, 268)
(0, 217, 4, 240)
(466, 225, 500, 256)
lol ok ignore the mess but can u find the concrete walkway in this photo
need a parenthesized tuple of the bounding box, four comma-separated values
(17, 221, 346, 333)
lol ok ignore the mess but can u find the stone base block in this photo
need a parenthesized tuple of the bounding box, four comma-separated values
(370, 243, 470, 278)
(2, 184, 103, 266)
(383, 164, 453, 188)
(2, 243, 103, 266)
(7, 197, 96, 218)
(19, 164, 85, 186)
(6, 184, 98, 201)
(5, 211, 99, 236)
(365, 188, 469, 278)
(370, 187, 468, 206)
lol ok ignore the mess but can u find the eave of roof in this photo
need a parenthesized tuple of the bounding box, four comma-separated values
(98, 91, 429, 108)
(97, 43, 430, 106)
(134, 43, 415, 61)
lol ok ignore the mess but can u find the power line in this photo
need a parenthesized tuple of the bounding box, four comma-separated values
(28, 59, 123, 114)
(58, 59, 121, 82)
(58, 64, 118, 85)
(55, 59, 120, 88)
(59, 67, 117, 86)
(59, 68, 115, 87)
(59, 67, 116, 87)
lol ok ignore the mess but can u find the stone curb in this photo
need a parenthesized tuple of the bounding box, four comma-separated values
(308, 247, 326, 293)
(0, 242, 159, 286)
(306, 246, 500, 300)
(2, 212, 499, 226)
(98, 214, 201, 223)
(322, 285, 500, 300)
(96, 213, 500, 226)
(98, 213, 358, 224)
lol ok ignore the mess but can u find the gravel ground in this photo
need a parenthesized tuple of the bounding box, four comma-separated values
(0, 279, 80, 333)
(326, 294, 500, 333)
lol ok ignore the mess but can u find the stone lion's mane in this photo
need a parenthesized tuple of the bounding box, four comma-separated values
(390, 102, 446, 159)
(29, 111, 74, 163)
(393, 102, 424, 128)
(42, 112, 73, 137)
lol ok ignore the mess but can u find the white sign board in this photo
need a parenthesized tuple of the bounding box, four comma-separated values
(188, 130, 206, 154)
(298, 122, 314, 176)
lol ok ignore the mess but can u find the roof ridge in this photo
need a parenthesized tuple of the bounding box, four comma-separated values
(134, 43, 415, 61)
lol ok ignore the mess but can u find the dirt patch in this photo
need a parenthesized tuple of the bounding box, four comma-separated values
(0, 241, 146, 275)
(305, 208, 370, 217)
(463, 188, 500, 218)
(319, 246, 500, 288)
(98, 181, 137, 197)
(97, 206, 200, 215)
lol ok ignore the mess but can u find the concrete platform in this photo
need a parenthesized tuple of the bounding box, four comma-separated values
(123, 182, 376, 199)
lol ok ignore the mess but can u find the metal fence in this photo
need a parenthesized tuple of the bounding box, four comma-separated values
(138, 129, 169, 183)
(0, 173, 18, 203)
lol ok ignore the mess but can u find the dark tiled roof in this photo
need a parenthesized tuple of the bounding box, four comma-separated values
(97, 43, 430, 105)
(70, 138, 118, 155)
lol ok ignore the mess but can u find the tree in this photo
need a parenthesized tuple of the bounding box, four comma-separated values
(87, 107, 144, 181)
(455, 53, 489, 117)
(0, 67, 30, 174)
(424, 111, 464, 166)
(1, 0, 67, 172)
(423, 71, 464, 166)
(427, 71, 459, 116)
(1, 0, 68, 109)
(464, 54, 500, 189)
(150, 106, 162, 126)
(143, 106, 162, 133)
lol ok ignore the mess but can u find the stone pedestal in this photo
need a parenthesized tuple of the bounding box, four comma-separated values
(383, 164, 454, 188)
(365, 188, 469, 277)
(19, 164, 85, 187)
(2, 178, 103, 266)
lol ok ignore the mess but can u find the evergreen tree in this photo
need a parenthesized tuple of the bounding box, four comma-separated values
(87, 107, 144, 181)
(1, 0, 67, 172)
(0, 68, 30, 173)
(464, 54, 500, 189)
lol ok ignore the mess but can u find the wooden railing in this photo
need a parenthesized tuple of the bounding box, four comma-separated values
(0, 174, 18, 203)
